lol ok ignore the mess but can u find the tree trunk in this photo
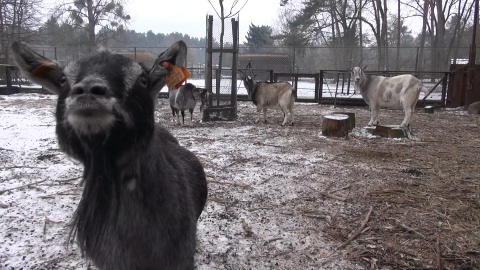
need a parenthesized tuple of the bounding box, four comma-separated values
(87, 0, 96, 49)
(359, 0, 363, 60)
(0, 3, 4, 51)
(434, 0, 447, 71)
(396, 0, 401, 70)
(418, 0, 428, 72)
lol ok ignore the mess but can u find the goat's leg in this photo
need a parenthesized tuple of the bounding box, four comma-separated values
(171, 106, 177, 125)
(175, 111, 181, 126)
(189, 108, 194, 126)
(368, 105, 380, 126)
(289, 109, 294, 125)
(263, 107, 268, 123)
(181, 110, 185, 126)
(401, 104, 414, 127)
(279, 104, 289, 126)
(255, 107, 262, 123)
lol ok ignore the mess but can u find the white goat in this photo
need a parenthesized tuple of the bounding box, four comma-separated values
(242, 75, 295, 126)
(349, 66, 429, 127)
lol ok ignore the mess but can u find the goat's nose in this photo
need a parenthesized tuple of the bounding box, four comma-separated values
(72, 84, 108, 96)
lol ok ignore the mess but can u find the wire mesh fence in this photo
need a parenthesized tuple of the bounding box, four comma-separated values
(2, 45, 476, 82)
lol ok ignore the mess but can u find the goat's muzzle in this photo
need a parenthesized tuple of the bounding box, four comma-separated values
(65, 94, 117, 136)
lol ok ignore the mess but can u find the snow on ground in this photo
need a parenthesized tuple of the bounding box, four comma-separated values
(1, 92, 475, 270)
(0, 93, 363, 270)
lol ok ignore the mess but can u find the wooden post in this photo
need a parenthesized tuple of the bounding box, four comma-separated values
(322, 114, 349, 137)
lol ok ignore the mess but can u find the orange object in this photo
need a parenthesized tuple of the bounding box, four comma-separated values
(162, 61, 190, 89)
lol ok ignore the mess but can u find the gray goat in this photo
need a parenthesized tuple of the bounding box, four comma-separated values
(11, 41, 208, 270)
(242, 75, 295, 126)
(169, 82, 208, 125)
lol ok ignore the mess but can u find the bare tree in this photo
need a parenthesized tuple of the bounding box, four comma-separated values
(408, 0, 475, 71)
(207, 0, 248, 75)
(55, 0, 130, 49)
(0, 0, 44, 52)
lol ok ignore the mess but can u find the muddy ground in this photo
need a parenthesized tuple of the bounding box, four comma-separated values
(0, 94, 479, 269)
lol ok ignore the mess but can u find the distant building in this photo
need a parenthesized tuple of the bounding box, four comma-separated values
(238, 53, 292, 74)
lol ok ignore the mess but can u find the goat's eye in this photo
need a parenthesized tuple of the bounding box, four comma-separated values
(59, 76, 67, 86)
(138, 76, 148, 87)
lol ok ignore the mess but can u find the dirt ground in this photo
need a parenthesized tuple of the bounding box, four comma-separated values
(1, 94, 479, 269)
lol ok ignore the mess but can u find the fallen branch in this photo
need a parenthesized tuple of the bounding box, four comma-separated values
(2, 165, 49, 170)
(43, 176, 82, 186)
(436, 235, 443, 270)
(397, 220, 425, 239)
(207, 178, 251, 189)
(0, 179, 48, 195)
(329, 184, 351, 194)
(369, 188, 405, 195)
(55, 176, 82, 183)
(338, 206, 373, 249)
(307, 185, 348, 202)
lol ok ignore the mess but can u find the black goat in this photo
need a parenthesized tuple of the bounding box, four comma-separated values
(11, 41, 208, 270)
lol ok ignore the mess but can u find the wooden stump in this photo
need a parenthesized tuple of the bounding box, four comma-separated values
(424, 106, 435, 114)
(365, 125, 410, 138)
(334, 112, 355, 130)
(322, 114, 349, 137)
(467, 101, 480, 114)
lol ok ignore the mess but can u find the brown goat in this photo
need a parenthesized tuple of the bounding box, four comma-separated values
(242, 75, 295, 126)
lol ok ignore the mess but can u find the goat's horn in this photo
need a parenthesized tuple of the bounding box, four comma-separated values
(358, 58, 364, 67)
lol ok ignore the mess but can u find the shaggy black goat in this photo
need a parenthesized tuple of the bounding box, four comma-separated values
(11, 41, 208, 270)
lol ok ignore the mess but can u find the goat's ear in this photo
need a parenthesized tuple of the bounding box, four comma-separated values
(346, 68, 352, 72)
(362, 65, 368, 71)
(11, 42, 64, 95)
(149, 40, 187, 96)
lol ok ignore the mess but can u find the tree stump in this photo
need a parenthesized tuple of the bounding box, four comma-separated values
(334, 112, 355, 130)
(424, 106, 435, 114)
(365, 125, 410, 138)
(467, 101, 480, 114)
(322, 114, 349, 137)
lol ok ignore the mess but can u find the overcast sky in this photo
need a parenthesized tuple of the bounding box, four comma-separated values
(125, 0, 282, 42)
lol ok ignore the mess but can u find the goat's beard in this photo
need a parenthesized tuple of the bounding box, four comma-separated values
(64, 96, 117, 136)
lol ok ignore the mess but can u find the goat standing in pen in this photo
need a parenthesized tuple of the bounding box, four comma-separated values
(11, 41, 208, 270)
(349, 66, 430, 127)
(169, 82, 208, 125)
(241, 75, 295, 126)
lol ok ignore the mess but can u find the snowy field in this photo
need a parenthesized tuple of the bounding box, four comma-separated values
(1, 93, 477, 270)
